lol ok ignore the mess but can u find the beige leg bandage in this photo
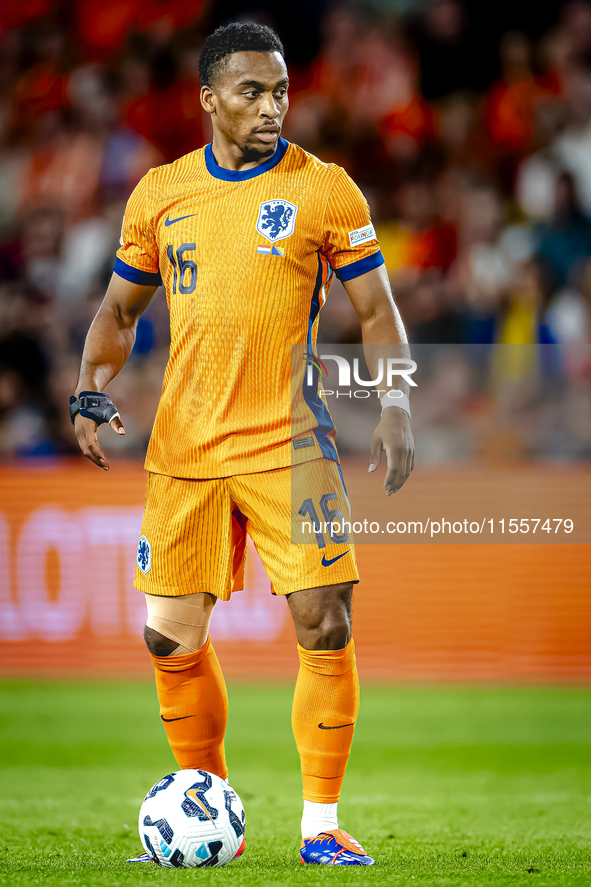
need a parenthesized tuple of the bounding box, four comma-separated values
(145, 592, 216, 655)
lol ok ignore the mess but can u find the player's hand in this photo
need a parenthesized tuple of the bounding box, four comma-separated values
(74, 413, 126, 471)
(368, 408, 414, 496)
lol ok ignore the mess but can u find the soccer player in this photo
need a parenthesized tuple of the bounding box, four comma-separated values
(71, 22, 414, 867)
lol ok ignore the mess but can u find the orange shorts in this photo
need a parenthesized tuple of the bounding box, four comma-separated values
(134, 459, 359, 600)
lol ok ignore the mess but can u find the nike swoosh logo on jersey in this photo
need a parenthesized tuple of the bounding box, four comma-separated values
(164, 213, 198, 226)
(321, 551, 350, 567)
(161, 714, 195, 722)
(318, 722, 355, 730)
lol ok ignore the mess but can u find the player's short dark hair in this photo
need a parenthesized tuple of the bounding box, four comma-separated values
(199, 22, 285, 87)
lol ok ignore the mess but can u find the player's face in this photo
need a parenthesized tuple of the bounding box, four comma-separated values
(203, 51, 289, 158)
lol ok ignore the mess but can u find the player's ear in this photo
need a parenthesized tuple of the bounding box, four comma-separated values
(201, 85, 216, 116)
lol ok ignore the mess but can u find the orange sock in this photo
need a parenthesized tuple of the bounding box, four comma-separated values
(292, 638, 360, 803)
(150, 636, 228, 779)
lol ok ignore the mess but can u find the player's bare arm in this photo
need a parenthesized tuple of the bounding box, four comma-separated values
(344, 264, 415, 496)
(74, 273, 157, 471)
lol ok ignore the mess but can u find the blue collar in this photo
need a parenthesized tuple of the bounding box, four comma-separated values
(205, 138, 288, 181)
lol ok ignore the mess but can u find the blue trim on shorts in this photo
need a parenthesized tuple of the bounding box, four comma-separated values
(303, 252, 338, 463)
(336, 462, 349, 499)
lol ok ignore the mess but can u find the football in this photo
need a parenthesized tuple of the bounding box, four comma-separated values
(138, 769, 245, 868)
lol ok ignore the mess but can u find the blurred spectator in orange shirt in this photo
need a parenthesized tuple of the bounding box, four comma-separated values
(20, 113, 103, 225)
(0, 0, 55, 33)
(125, 41, 209, 163)
(10, 22, 68, 142)
(434, 94, 493, 179)
(486, 32, 560, 159)
(390, 179, 456, 273)
(378, 36, 434, 163)
(73, 0, 206, 62)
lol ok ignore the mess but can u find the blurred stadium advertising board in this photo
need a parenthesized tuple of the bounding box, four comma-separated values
(0, 460, 590, 681)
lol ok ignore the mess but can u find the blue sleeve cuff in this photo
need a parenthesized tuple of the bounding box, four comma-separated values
(113, 257, 162, 286)
(335, 250, 385, 282)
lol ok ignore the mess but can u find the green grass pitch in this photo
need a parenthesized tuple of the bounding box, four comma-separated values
(0, 681, 590, 886)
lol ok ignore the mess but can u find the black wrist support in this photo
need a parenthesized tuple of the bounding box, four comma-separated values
(69, 391, 120, 426)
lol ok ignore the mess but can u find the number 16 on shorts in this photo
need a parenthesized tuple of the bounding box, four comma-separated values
(297, 494, 349, 547)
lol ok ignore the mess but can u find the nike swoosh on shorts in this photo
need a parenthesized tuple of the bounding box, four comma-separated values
(321, 551, 350, 567)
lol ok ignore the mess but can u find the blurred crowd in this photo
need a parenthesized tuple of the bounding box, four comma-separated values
(1, 0, 591, 460)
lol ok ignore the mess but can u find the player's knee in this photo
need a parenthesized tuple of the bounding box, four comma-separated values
(317, 615, 350, 650)
(289, 581, 353, 650)
(144, 624, 179, 657)
(300, 613, 351, 651)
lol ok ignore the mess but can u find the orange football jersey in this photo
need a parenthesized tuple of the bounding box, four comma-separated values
(115, 138, 383, 479)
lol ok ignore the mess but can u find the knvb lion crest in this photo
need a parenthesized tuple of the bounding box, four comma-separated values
(137, 535, 152, 574)
(256, 199, 298, 243)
